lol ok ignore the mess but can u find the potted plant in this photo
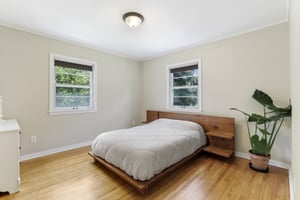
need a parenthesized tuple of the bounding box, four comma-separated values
(231, 89, 292, 172)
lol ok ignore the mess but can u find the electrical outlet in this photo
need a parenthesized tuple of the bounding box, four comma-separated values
(131, 120, 136, 126)
(31, 136, 37, 144)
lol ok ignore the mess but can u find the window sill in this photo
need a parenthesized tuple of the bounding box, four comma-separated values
(49, 109, 97, 116)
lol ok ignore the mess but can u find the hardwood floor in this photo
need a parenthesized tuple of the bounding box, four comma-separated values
(0, 146, 289, 200)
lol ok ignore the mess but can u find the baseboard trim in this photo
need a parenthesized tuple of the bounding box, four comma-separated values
(20, 140, 93, 161)
(235, 151, 290, 169)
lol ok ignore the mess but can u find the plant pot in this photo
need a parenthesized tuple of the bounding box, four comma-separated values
(248, 150, 270, 173)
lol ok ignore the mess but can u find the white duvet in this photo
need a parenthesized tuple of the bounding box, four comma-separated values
(91, 118, 206, 181)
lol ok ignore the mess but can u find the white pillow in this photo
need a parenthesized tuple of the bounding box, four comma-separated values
(148, 118, 203, 131)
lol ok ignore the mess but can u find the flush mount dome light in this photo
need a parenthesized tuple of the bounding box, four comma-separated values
(123, 12, 144, 28)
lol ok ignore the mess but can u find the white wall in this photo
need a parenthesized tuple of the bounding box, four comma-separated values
(290, 0, 300, 198)
(0, 25, 141, 155)
(141, 23, 290, 164)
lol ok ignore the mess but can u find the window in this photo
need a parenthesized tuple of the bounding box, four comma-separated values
(49, 54, 97, 114)
(167, 60, 202, 111)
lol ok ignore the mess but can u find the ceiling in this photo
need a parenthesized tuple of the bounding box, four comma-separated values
(0, 0, 288, 61)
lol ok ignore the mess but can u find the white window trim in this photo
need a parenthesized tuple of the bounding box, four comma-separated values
(166, 59, 202, 113)
(49, 53, 97, 115)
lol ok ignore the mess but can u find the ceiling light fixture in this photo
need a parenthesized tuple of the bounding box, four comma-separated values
(123, 12, 144, 28)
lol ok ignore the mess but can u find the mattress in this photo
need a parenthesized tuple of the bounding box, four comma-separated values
(91, 118, 206, 181)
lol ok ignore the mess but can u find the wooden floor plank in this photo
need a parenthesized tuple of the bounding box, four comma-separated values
(0, 146, 289, 200)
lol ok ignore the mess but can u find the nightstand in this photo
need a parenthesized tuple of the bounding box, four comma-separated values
(204, 130, 234, 158)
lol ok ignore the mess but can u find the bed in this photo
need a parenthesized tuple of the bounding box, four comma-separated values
(89, 110, 234, 194)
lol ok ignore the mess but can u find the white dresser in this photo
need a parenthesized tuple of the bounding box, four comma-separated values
(0, 120, 20, 194)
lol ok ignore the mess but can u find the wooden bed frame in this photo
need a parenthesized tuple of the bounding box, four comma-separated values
(89, 110, 234, 194)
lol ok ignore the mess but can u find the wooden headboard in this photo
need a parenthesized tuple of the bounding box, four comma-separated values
(146, 110, 234, 133)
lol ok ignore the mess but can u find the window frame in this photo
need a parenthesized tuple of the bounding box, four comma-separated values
(167, 59, 202, 112)
(49, 53, 97, 115)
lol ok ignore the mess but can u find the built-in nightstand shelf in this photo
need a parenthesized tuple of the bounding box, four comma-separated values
(204, 145, 233, 158)
(204, 130, 235, 158)
(206, 131, 234, 139)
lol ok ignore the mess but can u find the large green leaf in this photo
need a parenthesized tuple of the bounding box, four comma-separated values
(252, 89, 292, 115)
(252, 89, 273, 107)
(248, 113, 269, 124)
(251, 135, 269, 155)
(268, 114, 286, 122)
